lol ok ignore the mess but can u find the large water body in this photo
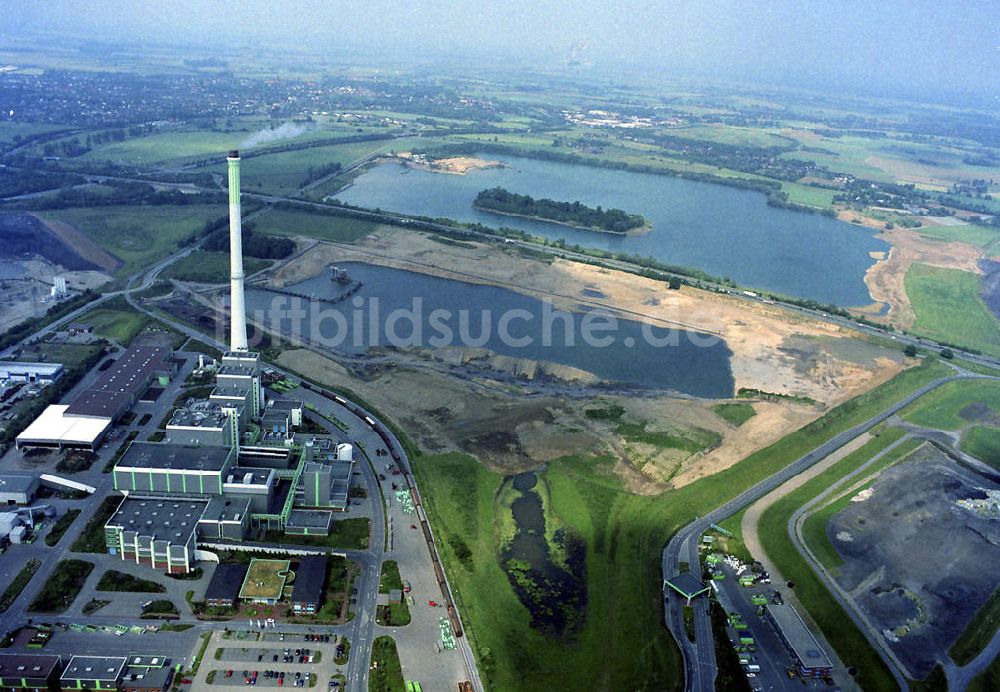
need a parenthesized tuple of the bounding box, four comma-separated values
(245, 262, 735, 397)
(334, 154, 888, 306)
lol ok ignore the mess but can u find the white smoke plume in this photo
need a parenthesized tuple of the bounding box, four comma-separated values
(241, 121, 316, 148)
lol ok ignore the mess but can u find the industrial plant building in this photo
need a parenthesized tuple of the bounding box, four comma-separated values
(0, 361, 64, 384)
(94, 150, 356, 576)
(0, 473, 39, 505)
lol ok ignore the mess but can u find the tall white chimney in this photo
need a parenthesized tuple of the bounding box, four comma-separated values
(226, 150, 249, 351)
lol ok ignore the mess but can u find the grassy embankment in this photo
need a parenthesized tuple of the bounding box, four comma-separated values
(71, 495, 123, 553)
(44, 509, 81, 546)
(261, 517, 370, 551)
(28, 559, 94, 613)
(96, 570, 166, 592)
(0, 559, 41, 612)
(38, 204, 225, 277)
(904, 263, 1000, 357)
(413, 358, 953, 691)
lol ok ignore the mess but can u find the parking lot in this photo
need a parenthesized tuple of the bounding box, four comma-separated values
(190, 629, 350, 690)
(208, 668, 316, 687)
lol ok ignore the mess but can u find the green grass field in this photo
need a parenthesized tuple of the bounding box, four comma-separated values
(78, 308, 152, 345)
(38, 204, 225, 277)
(253, 208, 379, 243)
(905, 263, 1000, 357)
(900, 378, 1000, 429)
(712, 403, 757, 427)
(413, 358, 952, 691)
(960, 426, 1000, 470)
(916, 223, 1000, 248)
(161, 251, 271, 283)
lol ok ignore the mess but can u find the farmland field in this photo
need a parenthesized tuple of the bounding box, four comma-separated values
(904, 263, 1000, 356)
(38, 204, 225, 277)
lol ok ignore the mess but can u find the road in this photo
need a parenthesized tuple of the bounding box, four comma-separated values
(662, 371, 982, 692)
(789, 422, 1000, 692)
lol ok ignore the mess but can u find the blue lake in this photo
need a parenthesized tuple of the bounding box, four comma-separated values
(334, 154, 887, 306)
(246, 262, 735, 397)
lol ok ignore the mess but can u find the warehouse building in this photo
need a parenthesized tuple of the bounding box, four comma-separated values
(66, 345, 174, 422)
(112, 442, 234, 496)
(0, 361, 64, 384)
(60, 655, 127, 691)
(764, 604, 833, 678)
(0, 473, 39, 505)
(204, 562, 249, 608)
(0, 652, 62, 690)
(16, 343, 175, 452)
(15, 404, 112, 452)
(290, 555, 327, 616)
(105, 497, 206, 574)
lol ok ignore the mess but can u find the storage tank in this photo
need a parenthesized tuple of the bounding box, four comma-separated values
(336, 443, 353, 461)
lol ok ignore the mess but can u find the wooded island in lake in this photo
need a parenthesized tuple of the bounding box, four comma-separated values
(473, 186, 649, 234)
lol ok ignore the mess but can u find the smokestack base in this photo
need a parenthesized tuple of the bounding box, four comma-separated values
(228, 149, 240, 159)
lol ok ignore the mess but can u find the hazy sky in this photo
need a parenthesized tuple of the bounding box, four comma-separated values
(7, 1, 1000, 101)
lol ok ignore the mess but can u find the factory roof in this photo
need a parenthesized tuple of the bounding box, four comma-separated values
(123, 664, 172, 689)
(205, 562, 248, 603)
(767, 604, 833, 670)
(218, 364, 256, 378)
(291, 555, 327, 604)
(225, 467, 273, 486)
(107, 497, 206, 544)
(211, 385, 251, 400)
(16, 404, 111, 447)
(200, 496, 251, 524)
(267, 398, 302, 413)
(287, 510, 333, 531)
(0, 653, 61, 679)
(116, 441, 233, 472)
(125, 655, 168, 669)
(0, 473, 39, 493)
(168, 401, 229, 429)
(62, 655, 127, 683)
(66, 345, 172, 418)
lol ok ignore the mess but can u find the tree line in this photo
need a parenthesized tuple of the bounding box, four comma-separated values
(474, 186, 646, 233)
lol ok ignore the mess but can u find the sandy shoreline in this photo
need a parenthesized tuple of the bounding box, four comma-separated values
(390, 153, 504, 175)
(257, 227, 907, 487)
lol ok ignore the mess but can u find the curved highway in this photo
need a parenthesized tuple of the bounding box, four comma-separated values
(663, 371, 982, 691)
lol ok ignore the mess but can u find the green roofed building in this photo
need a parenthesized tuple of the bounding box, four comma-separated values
(665, 572, 711, 605)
